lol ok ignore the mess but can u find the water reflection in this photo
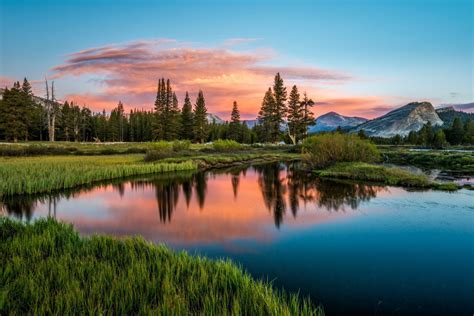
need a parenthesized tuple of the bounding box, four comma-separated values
(3, 162, 386, 242)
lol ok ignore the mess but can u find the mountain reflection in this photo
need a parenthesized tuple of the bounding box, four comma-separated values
(3, 162, 387, 242)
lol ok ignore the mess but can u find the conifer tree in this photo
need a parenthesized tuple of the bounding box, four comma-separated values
(193, 90, 208, 143)
(180, 91, 194, 140)
(228, 101, 241, 141)
(287, 85, 302, 144)
(450, 117, 464, 145)
(271, 72, 287, 141)
(257, 88, 277, 142)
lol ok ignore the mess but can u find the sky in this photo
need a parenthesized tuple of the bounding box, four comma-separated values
(0, 0, 472, 119)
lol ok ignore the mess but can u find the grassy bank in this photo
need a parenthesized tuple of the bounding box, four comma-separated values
(314, 162, 461, 191)
(0, 152, 298, 197)
(0, 155, 197, 196)
(0, 218, 323, 315)
(380, 147, 474, 172)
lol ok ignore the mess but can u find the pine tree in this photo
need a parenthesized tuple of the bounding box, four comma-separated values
(450, 117, 464, 145)
(228, 101, 241, 141)
(0, 85, 29, 142)
(257, 88, 277, 142)
(193, 90, 208, 143)
(287, 85, 302, 144)
(271, 72, 287, 141)
(463, 118, 474, 144)
(300, 92, 315, 138)
(433, 130, 447, 149)
(180, 92, 194, 140)
(153, 78, 165, 140)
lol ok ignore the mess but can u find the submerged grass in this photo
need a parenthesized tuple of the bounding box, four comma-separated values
(0, 218, 323, 315)
(314, 162, 461, 190)
(0, 155, 197, 196)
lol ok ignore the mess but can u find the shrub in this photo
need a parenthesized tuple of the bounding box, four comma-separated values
(212, 139, 243, 152)
(302, 133, 381, 168)
(172, 140, 191, 152)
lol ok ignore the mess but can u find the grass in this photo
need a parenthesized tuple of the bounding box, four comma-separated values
(380, 147, 474, 172)
(0, 152, 299, 197)
(314, 162, 462, 191)
(0, 155, 197, 196)
(0, 218, 323, 315)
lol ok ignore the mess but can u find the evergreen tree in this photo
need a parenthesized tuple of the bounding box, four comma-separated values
(271, 73, 287, 141)
(287, 85, 303, 144)
(419, 122, 434, 146)
(463, 118, 474, 144)
(432, 130, 447, 149)
(450, 117, 464, 145)
(193, 90, 208, 143)
(0, 84, 30, 142)
(257, 88, 277, 142)
(228, 101, 241, 141)
(180, 92, 194, 140)
(300, 92, 315, 138)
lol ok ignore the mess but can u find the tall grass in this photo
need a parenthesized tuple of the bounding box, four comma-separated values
(0, 218, 323, 315)
(302, 134, 381, 168)
(0, 155, 197, 196)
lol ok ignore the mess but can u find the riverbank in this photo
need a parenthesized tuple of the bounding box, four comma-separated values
(380, 146, 474, 173)
(0, 218, 323, 315)
(313, 162, 465, 191)
(0, 152, 298, 196)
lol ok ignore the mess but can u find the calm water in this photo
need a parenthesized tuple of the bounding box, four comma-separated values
(3, 162, 474, 316)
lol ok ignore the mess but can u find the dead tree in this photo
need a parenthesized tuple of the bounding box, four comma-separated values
(45, 79, 59, 142)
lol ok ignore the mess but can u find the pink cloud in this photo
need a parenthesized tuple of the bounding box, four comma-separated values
(50, 39, 353, 117)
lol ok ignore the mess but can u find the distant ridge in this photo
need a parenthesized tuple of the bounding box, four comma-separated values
(309, 112, 367, 133)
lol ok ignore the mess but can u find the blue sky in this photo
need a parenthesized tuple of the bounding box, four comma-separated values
(0, 0, 472, 118)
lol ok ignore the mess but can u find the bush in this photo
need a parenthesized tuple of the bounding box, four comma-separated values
(212, 139, 243, 152)
(302, 133, 381, 168)
(172, 140, 191, 152)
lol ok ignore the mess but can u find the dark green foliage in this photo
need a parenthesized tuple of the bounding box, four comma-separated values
(153, 79, 181, 141)
(193, 90, 208, 143)
(0, 218, 322, 315)
(0, 82, 34, 142)
(228, 101, 241, 141)
(302, 133, 381, 168)
(382, 148, 474, 172)
(180, 92, 194, 140)
(257, 88, 278, 142)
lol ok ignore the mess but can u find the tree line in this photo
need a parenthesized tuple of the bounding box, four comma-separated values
(362, 117, 474, 147)
(0, 73, 316, 144)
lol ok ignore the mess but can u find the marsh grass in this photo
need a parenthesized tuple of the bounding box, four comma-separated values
(314, 162, 461, 190)
(0, 218, 323, 315)
(0, 155, 197, 196)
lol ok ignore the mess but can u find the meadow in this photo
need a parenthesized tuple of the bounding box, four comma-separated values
(0, 141, 298, 196)
(1, 218, 323, 315)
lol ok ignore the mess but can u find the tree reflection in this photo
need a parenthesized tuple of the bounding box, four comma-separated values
(254, 163, 287, 228)
(2, 162, 386, 229)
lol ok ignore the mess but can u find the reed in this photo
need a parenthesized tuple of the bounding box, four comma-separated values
(0, 155, 197, 196)
(0, 218, 323, 315)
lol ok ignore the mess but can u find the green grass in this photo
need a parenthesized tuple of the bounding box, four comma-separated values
(314, 162, 462, 190)
(0, 155, 197, 196)
(0, 218, 323, 315)
(380, 147, 474, 172)
(0, 152, 298, 197)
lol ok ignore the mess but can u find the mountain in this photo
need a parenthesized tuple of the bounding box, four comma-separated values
(206, 113, 225, 124)
(353, 102, 443, 137)
(436, 106, 474, 126)
(309, 112, 367, 133)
